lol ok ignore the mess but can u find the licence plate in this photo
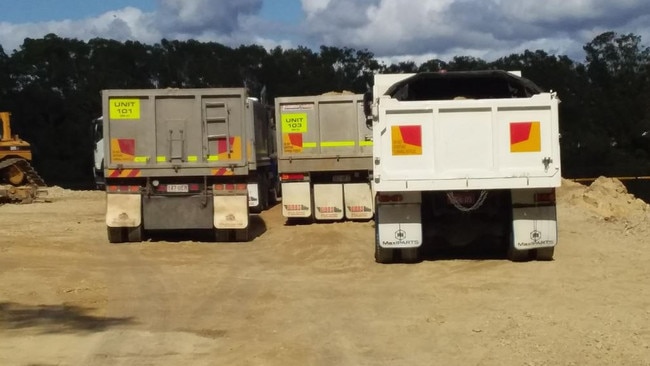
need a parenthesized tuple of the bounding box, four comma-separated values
(447, 191, 477, 205)
(167, 184, 189, 193)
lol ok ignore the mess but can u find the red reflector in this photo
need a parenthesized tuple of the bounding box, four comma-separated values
(534, 191, 556, 203)
(107, 185, 139, 193)
(213, 184, 224, 191)
(225, 183, 235, 190)
(281, 173, 305, 181)
(236, 183, 247, 191)
(189, 183, 200, 191)
(377, 194, 403, 203)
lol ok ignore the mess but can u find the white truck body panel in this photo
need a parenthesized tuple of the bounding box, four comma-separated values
(373, 93, 561, 192)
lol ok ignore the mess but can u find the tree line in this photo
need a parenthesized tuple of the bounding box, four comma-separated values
(0, 31, 648, 187)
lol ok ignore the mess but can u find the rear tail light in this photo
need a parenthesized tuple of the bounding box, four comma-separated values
(281, 173, 306, 182)
(213, 183, 247, 191)
(534, 191, 556, 204)
(377, 193, 404, 203)
(107, 185, 140, 193)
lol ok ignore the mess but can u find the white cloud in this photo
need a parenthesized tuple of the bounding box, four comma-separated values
(0, 0, 649, 63)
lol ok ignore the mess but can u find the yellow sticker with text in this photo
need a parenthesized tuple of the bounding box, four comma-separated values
(110, 98, 141, 120)
(281, 113, 308, 133)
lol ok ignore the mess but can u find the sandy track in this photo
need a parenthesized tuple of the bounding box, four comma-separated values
(1, 178, 649, 365)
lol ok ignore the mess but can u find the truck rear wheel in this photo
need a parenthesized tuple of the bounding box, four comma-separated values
(127, 226, 143, 242)
(401, 248, 420, 263)
(214, 229, 230, 242)
(235, 228, 249, 242)
(375, 242, 395, 264)
(507, 233, 531, 262)
(535, 247, 555, 261)
(107, 227, 125, 243)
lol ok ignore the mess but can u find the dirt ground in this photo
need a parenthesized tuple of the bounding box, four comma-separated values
(1, 177, 650, 366)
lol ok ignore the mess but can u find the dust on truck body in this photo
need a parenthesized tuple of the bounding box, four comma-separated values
(369, 71, 562, 263)
(102, 88, 277, 243)
(275, 93, 373, 221)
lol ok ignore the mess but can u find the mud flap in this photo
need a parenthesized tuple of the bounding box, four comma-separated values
(106, 193, 141, 228)
(314, 184, 344, 220)
(213, 195, 248, 229)
(281, 182, 311, 218)
(343, 182, 373, 220)
(376, 200, 422, 249)
(247, 183, 260, 208)
(512, 205, 557, 250)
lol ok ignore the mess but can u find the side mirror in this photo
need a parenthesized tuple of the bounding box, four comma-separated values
(363, 91, 374, 129)
(363, 91, 373, 119)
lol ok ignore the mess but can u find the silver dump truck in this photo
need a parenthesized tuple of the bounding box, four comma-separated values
(275, 93, 374, 221)
(102, 88, 278, 243)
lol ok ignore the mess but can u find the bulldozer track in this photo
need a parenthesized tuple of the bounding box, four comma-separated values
(0, 157, 47, 187)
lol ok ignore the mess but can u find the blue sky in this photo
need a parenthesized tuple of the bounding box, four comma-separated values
(0, 0, 300, 23)
(0, 0, 649, 63)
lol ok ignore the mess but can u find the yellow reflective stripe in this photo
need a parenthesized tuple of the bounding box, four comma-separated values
(156, 156, 166, 162)
(303, 142, 317, 148)
(133, 156, 148, 163)
(207, 155, 219, 161)
(321, 141, 355, 147)
(187, 155, 198, 162)
(359, 141, 373, 146)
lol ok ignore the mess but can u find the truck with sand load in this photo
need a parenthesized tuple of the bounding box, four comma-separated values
(274, 92, 374, 222)
(102, 88, 278, 243)
(367, 71, 562, 263)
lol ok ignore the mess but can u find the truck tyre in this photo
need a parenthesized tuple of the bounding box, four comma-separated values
(107, 226, 125, 243)
(535, 247, 555, 261)
(401, 248, 420, 263)
(127, 225, 143, 242)
(235, 228, 249, 242)
(507, 233, 530, 262)
(375, 242, 395, 264)
(214, 229, 230, 242)
(374, 218, 395, 263)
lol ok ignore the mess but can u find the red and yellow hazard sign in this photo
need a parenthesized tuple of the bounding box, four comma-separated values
(510, 121, 541, 153)
(212, 168, 234, 176)
(108, 169, 141, 178)
(391, 125, 422, 155)
(110, 138, 135, 162)
(215, 136, 242, 160)
(283, 133, 303, 153)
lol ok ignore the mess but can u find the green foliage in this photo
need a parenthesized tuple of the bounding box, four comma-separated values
(0, 31, 649, 187)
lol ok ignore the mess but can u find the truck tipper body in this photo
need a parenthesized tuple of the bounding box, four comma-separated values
(369, 71, 562, 263)
(102, 88, 277, 243)
(275, 93, 373, 221)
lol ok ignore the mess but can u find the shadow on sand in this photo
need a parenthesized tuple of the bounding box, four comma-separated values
(0, 302, 134, 334)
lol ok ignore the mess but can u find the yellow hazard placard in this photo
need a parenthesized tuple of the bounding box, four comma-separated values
(109, 98, 141, 120)
(281, 113, 308, 133)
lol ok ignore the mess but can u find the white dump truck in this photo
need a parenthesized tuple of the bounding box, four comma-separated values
(367, 71, 561, 263)
(102, 88, 278, 243)
(275, 93, 374, 221)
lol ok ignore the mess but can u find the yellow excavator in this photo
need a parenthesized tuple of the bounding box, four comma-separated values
(0, 111, 47, 203)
